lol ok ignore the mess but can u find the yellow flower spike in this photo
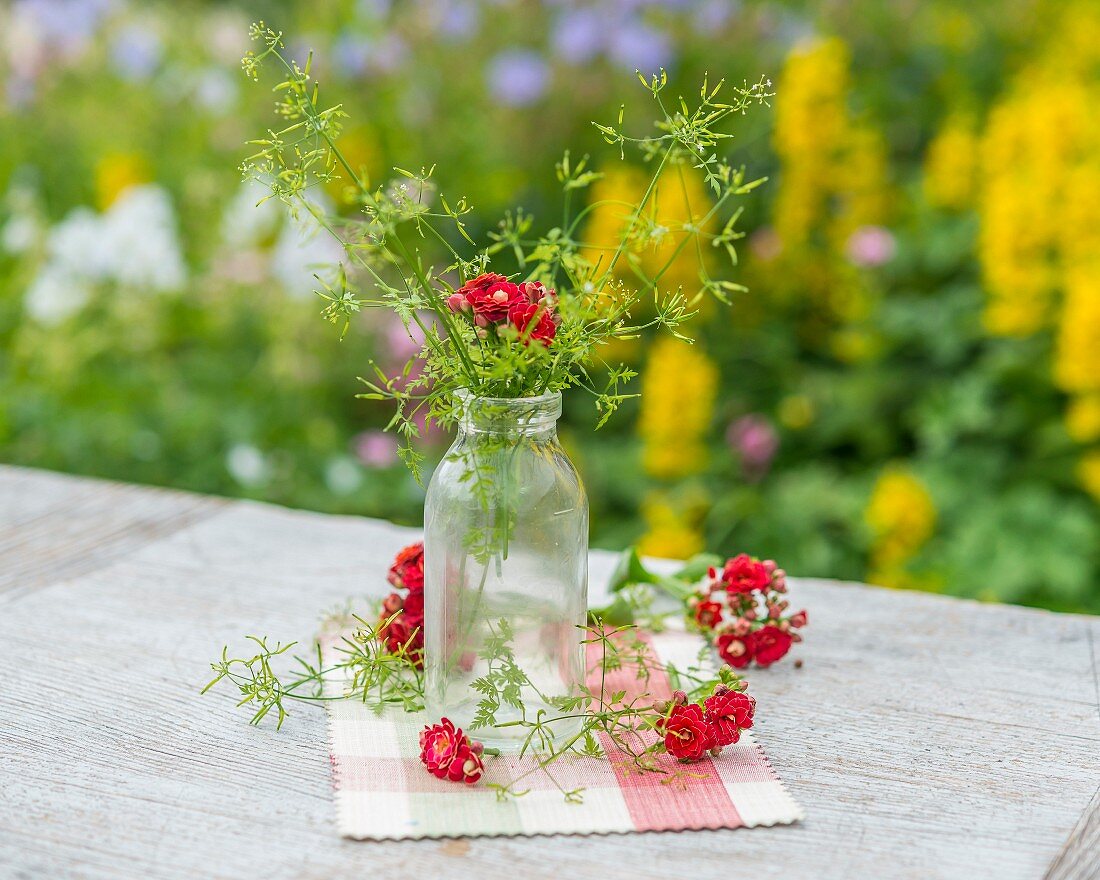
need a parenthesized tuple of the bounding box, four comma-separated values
(580, 164, 715, 313)
(864, 468, 937, 570)
(1066, 396, 1100, 445)
(94, 152, 151, 210)
(772, 38, 851, 249)
(977, 3, 1100, 339)
(325, 126, 378, 207)
(923, 114, 978, 211)
(637, 495, 704, 560)
(1077, 451, 1100, 502)
(638, 336, 718, 480)
(1054, 266, 1100, 395)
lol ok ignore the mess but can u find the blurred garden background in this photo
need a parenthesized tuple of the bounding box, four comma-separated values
(1, 0, 1098, 612)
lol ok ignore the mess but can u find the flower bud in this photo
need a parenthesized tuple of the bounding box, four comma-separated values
(381, 592, 403, 614)
(671, 690, 688, 706)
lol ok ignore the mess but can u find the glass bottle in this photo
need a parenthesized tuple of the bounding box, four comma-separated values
(423, 391, 588, 751)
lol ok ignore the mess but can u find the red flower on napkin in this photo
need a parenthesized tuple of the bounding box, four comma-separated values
(704, 687, 755, 747)
(420, 718, 484, 784)
(656, 702, 714, 762)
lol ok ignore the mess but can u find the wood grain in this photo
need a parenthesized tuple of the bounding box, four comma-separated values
(0, 465, 1097, 880)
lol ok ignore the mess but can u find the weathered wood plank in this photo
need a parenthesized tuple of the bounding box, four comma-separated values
(0, 466, 227, 603)
(1046, 783, 1100, 880)
(0, 466, 1097, 880)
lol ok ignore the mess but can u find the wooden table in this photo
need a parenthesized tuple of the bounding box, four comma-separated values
(1, 465, 1097, 880)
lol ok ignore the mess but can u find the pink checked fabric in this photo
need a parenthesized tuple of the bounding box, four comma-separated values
(324, 626, 803, 839)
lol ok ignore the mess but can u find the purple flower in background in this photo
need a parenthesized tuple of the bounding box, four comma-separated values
(354, 430, 400, 468)
(333, 33, 373, 78)
(370, 36, 408, 74)
(6, 77, 35, 110)
(552, 9, 606, 64)
(110, 24, 163, 82)
(333, 31, 407, 78)
(693, 0, 737, 33)
(487, 50, 550, 107)
(16, 0, 113, 54)
(437, 0, 480, 41)
(727, 414, 779, 481)
(846, 225, 897, 268)
(608, 20, 673, 73)
(356, 0, 392, 19)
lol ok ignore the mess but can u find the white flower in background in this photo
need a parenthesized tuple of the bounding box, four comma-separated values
(50, 206, 112, 279)
(22, 183, 186, 323)
(101, 185, 187, 290)
(0, 214, 39, 254)
(325, 457, 363, 495)
(23, 265, 92, 325)
(218, 182, 342, 295)
(271, 198, 344, 298)
(193, 67, 238, 114)
(1, 176, 44, 254)
(220, 181, 281, 250)
(226, 443, 269, 486)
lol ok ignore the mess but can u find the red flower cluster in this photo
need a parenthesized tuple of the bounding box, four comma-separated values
(446, 273, 558, 346)
(419, 718, 485, 784)
(377, 542, 425, 667)
(655, 686, 756, 762)
(689, 553, 807, 669)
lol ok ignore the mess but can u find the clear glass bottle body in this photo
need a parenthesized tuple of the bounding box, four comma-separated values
(423, 392, 588, 751)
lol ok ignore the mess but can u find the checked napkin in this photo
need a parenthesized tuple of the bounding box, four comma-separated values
(324, 625, 803, 839)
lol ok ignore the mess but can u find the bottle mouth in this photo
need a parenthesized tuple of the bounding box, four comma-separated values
(456, 389, 562, 433)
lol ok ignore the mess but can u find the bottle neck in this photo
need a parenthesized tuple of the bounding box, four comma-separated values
(456, 390, 562, 439)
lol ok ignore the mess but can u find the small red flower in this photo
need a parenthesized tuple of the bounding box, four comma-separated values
(704, 688, 756, 746)
(508, 300, 557, 346)
(722, 553, 770, 594)
(716, 630, 756, 669)
(420, 718, 485, 784)
(518, 280, 554, 304)
(789, 609, 808, 628)
(656, 702, 714, 762)
(753, 625, 793, 667)
(402, 588, 424, 621)
(388, 542, 425, 591)
(449, 273, 524, 323)
(377, 609, 424, 666)
(694, 599, 724, 630)
(419, 718, 463, 778)
(380, 591, 404, 616)
(446, 743, 485, 784)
